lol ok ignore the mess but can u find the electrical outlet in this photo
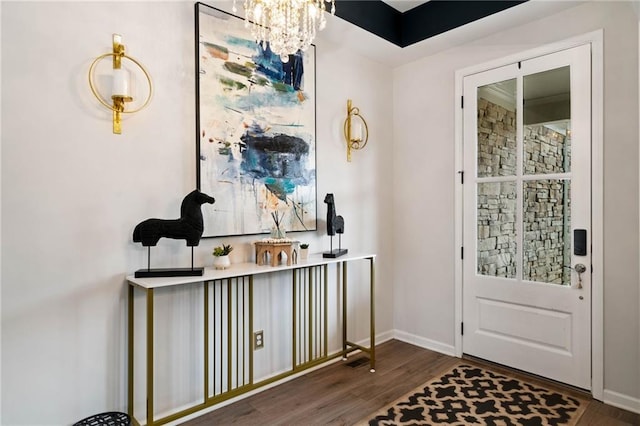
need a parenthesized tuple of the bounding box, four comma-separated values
(254, 330, 264, 349)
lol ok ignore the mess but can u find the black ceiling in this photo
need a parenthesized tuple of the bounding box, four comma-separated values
(334, 0, 528, 47)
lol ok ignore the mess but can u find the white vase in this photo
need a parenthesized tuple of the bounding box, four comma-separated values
(300, 248, 309, 260)
(213, 255, 230, 270)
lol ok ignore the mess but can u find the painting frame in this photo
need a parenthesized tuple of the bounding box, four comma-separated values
(195, 2, 318, 238)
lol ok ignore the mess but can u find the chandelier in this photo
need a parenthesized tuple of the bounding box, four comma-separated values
(234, 0, 336, 62)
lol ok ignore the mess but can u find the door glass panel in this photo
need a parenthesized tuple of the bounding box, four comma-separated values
(523, 179, 571, 285)
(477, 79, 517, 177)
(523, 67, 571, 174)
(477, 181, 517, 278)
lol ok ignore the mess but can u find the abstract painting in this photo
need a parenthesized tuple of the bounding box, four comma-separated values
(196, 3, 317, 238)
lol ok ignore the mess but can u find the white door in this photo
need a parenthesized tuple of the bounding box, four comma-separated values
(462, 44, 591, 389)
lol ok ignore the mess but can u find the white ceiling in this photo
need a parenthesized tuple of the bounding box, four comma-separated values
(380, 0, 427, 13)
(318, 1, 585, 66)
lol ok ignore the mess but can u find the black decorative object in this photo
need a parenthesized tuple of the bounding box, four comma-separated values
(323, 193, 347, 258)
(133, 190, 215, 246)
(133, 190, 215, 278)
(74, 412, 131, 426)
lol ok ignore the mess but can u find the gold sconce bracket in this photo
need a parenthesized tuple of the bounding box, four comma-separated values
(343, 99, 369, 162)
(88, 34, 153, 134)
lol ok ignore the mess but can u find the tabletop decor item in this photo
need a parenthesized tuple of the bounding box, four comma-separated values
(299, 243, 309, 260)
(195, 3, 317, 238)
(132, 189, 215, 277)
(255, 238, 295, 267)
(270, 211, 286, 239)
(323, 193, 347, 258)
(212, 243, 233, 269)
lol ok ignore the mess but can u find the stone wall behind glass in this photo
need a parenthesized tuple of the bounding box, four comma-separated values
(477, 98, 571, 285)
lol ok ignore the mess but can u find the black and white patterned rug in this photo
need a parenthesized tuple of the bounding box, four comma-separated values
(361, 364, 587, 425)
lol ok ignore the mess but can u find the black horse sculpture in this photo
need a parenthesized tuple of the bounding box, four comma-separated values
(323, 193, 347, 258)
(133, 190, 215, 247)
(325, 193, 344, 236)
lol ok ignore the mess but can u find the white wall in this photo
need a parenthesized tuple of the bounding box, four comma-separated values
(393, 0, 639, 407)
(4, 0, 639, 423)
(0, 2, 394, 424)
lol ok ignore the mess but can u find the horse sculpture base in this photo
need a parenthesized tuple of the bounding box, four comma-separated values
(134, 267, 204, 278)
(323, 249, 348, 258)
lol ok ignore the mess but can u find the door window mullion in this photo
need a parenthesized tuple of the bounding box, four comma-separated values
(516, 74, 524, 284)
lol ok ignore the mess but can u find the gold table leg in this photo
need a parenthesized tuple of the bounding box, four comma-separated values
(369, 256, 376, 372)
(146, 288, 154, 426)
(249, 276, 254, 384)
(292, 270, 297, 368)
(342, 262, 348, 360)
(204, 282, 209, 403)
(128, 285, 134, 419)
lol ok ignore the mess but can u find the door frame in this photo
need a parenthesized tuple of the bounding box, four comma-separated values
(453, 30, 604, 399)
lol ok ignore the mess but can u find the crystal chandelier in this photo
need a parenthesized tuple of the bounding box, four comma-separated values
(234, 0, 336, 62)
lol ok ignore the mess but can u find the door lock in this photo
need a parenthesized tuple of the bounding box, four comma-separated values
(573, 263, 587, 289)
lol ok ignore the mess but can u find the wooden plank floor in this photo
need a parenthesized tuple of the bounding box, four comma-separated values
(184, 340, 640, 425)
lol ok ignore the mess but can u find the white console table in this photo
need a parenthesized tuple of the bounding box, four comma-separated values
(126, 253, 376, 426)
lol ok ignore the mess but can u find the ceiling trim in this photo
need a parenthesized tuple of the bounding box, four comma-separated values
(334, 0, 529, 48)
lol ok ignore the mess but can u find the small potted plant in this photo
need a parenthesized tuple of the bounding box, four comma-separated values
(212, 243, 233, 270)
(299, 243, 309, 260)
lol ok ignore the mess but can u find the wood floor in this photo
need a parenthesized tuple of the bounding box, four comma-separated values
(184, 339, 639, 425)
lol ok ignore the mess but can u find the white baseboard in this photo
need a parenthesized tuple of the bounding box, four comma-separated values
(603, 389, 640, 415)
(393, 330, 456, 357)
(375, 329, 396, 345)
(353, 329, 395, 347)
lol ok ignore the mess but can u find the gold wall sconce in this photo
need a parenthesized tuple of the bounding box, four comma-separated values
(343, 99, 369, 162)
(88, 34, 152, 134)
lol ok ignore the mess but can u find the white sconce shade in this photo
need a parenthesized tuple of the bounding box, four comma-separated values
(112, 69, 129, 97)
